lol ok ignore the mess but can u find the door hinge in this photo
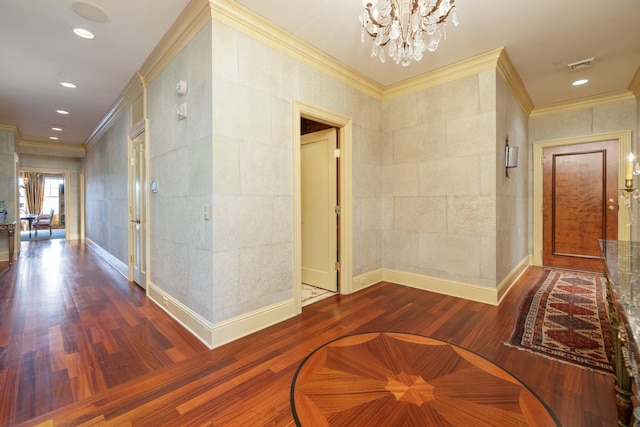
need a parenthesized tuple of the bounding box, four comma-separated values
(130, 255, 134, 263)
(335, 205, 341, 214)
(334, 148, 341, 158)
(335, 262, 341, 271)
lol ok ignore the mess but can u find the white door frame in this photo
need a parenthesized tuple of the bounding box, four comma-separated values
(293, 101, 353, 314)
(127, 121, 148, 287)
(532, 130, 632, 266)
(18, 166, 71, 241)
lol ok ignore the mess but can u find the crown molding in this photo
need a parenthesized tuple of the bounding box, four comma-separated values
(530, 90, 636, 119)
(83, 0, 210, 148)
(84, 95, 128, 149)
(496, 49, 534, 115)
(0, 123, 21, 141)
(122, 73, 144, 105)
(629, 65, 640, 98)
(139, 0, 212, 86)
(383, 47, 503, 101)
(19, 140, 85, 158)
(211, 0, 384, 100)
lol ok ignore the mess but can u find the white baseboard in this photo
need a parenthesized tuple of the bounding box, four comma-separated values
(352, 260, 531, 306)
(381, 269, 500, 305)
(148, 282, 296, 349)
(496, 256, 531, 304)
(352, 269, 384, 292)
(85, 238, 129, 279)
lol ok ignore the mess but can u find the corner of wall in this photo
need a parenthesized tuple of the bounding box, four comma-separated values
(148, 281, 296, 349)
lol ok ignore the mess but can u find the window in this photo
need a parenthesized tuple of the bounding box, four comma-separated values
(42, 176, 64, 215)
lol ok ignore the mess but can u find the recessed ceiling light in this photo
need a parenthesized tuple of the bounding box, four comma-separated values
(73, 28, 95, 39)
(56, 110, 69, 115)
(49, 136, 59, 140)
(52, 127, 63, 131)
(60, 82, 77, 89)
(572, 79, 589, 86)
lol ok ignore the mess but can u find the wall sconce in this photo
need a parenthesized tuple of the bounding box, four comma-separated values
(505, 136, 518, 178)
(620, 152, 640, 225)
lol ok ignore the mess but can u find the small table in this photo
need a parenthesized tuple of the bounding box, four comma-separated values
(20, 214, 37, 237)
(0, 221, 16, 265)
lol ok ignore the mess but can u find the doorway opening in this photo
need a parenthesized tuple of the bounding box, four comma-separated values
(301, 119, 339, 306)
(294, 101, 353, 313)
(18, 170, 68, 241)
(128, 129, 147, 289)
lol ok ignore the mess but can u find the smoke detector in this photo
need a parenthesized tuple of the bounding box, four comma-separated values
(567, 57, 595, 71)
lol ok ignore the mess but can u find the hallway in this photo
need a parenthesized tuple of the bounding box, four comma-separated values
(0, 239, 617, 426)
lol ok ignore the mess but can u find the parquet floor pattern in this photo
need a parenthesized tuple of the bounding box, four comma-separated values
(0, 239, 618, 426)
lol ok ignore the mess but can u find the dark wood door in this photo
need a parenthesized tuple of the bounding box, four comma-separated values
(543, 140, 619, 271)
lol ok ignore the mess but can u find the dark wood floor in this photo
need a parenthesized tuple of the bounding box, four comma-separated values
(0, 239, 617, 426)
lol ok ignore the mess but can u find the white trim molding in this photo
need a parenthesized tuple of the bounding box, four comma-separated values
(382, 269, 500, 305)
(293, 101, 354, 314)
(147, 282, 296, 349)
(530, 90, 636, 119)
(85, 238, 129, 279)
(352, 259, 530, 306)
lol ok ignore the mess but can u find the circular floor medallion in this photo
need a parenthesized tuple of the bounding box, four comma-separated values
(290, 332, 559, 426)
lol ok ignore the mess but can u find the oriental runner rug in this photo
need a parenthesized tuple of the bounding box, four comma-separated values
(506, 269, 614, 376)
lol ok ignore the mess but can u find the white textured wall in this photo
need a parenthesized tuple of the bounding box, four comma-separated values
(210, 20, 382, 322)
(147, 23, 214, 322)
(85, 109, 130, 266)
(381, 72, 500, 287)
(19, 154, 82, 240)
(496, 74, 529, 280)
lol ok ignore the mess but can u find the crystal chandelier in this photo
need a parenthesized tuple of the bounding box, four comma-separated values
(359, 0, 458, 66)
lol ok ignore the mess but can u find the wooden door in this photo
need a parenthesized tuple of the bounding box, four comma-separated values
(543, 140, 618, 270)
(301, 128, 338, 292)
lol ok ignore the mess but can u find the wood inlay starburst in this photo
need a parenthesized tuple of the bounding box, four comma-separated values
(291, 332, 559, 426)
(385, 373, 435, 405)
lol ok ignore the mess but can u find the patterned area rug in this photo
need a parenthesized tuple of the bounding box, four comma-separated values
(506, 269, 614, 376)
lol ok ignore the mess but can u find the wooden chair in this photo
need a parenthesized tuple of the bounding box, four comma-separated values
(33, 209, 54, 237)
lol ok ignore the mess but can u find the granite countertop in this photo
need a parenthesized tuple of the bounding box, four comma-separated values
(600, 240, 640, 369)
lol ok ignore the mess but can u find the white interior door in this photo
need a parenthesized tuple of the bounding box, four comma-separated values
(301, 128, 338, 292)
(130, 133, 146, 288)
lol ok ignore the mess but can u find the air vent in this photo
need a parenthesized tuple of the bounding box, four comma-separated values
(567, 57, 595, 71)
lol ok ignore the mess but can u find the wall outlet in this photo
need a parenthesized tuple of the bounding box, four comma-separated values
(162, 297, 168, 307)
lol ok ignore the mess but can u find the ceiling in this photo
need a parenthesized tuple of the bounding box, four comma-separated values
(1, 0, 639, 148)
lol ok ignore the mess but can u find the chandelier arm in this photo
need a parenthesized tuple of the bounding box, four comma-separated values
(362, 27, 392, 46)
(425, 0, 445, 18)
(364, 7, 385, 28)
(425, 0, 456, 20)
(363, 5, 395, 41)
(419, 3, 456, 31)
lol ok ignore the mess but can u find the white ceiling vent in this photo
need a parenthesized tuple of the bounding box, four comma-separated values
(567, 57, 595, 71)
